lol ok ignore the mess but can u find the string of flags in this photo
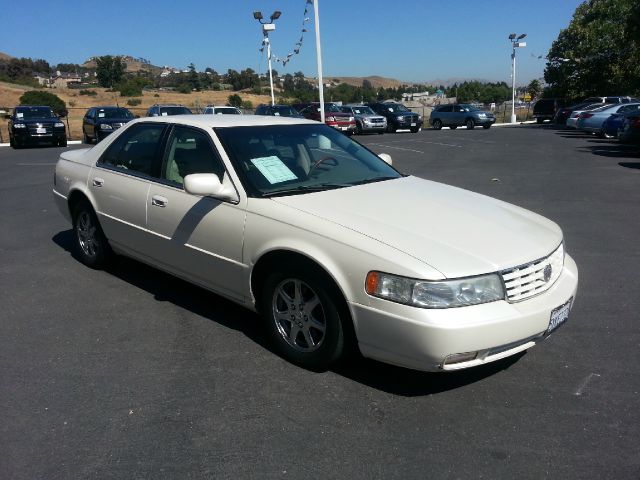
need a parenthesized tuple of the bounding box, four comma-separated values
(258, 0, 313, 68)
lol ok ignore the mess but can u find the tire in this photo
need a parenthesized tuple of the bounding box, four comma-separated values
(483, 124, 491, 129)
(260, 266, 346, 371)
(9, 136, 15, 148)
(465, 118, 475, 129)
(387, 123, 396, 133)
(377, 130, 384, 135)
(450, 125, 458, 130)
(83, 132, 89, 144)
(410, 127, 420, 133)
(59, 138, 67, 147)
(72, 201, 111, 269)
(600, 129, 614, 139)
(536, 118, 544, 124)
(356, 122, 363, 135)
(432, 119, 443, 130)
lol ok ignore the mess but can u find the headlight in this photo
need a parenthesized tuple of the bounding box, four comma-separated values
(326, 116, 336, 122)
(13, 123, 26, 129)
(418, 115, 423, 120)
(349, 116, 355, 122)
(54, 122, 65, 128)
(365, 271, 504, 308)
(397, 116, 405, 121)
(477, 113, 487, 118)
(100, 124, 113, 130)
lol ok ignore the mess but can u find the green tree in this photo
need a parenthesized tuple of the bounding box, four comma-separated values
(19, 91, 67, 116)
(96, 55, 126, 88)
(545, 0, 640, 100)
(187, 63, 200, 91)
(228, 94, 242, 107)
(527, 79, 543, 100)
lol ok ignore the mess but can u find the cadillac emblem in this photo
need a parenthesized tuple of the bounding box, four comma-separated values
(543, 264, 552, 282)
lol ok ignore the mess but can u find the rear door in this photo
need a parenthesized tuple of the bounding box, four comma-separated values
(90, 122, 167, 256)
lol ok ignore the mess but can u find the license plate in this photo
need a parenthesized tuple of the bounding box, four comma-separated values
(36, 127, 47, 134)
(410, 123, 416, 126)
(547, 297, 573, 333)
(340, 127, 348, 131)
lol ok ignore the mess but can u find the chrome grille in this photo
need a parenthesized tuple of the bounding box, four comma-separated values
(112, 123, 124, 129)
(501, 243, 564, 302)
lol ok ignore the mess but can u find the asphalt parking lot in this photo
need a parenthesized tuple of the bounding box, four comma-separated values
(1, 125, 639, 479)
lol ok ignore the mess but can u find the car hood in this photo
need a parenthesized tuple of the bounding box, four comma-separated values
(15, 118, 60, 124)
(272, 176, 562, 278)
(96, 117, 132, 123)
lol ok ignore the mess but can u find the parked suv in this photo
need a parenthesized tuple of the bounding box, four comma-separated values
(8, 105, 67, 148)
(146, 104, 193, 117)
(340, 105, 387, 134)
(255, 104, 304, 118)
(533, 98, 566, 124)
(293, 102, 356, 134)
(82, 106, 134, 143)
(583, 96, 640, 104)
(429, 104, 496, 130)
(202, 105, 242, 115)
(366, 102, 422, 133)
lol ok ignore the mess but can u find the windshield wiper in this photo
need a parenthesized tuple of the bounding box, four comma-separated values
(261, 183, 350, 197)
(347, 176, 400, 186)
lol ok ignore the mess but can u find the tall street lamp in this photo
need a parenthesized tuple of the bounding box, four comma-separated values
(254, 10, 281, 106)
(509, 33, 526, 124)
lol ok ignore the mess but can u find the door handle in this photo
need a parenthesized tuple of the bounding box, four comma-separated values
(151, 195, 168, 207)
(92, 177, 104, 187)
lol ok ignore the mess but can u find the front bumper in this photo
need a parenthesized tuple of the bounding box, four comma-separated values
(326, 121, 356, 133)
(13, 130, 66, 145)
(393, 118, 423, 129)
(351, 254, 578, 372)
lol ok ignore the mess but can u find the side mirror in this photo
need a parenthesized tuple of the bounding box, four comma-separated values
(184, 173, 238, 202)
(378, 153, 393, 165)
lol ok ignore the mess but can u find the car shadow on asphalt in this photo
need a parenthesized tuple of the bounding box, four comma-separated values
(53, 229, 524, 396)
(578, 143, 639, 159)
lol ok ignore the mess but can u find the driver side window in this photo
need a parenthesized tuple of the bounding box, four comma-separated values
(161, 126, 225, 186)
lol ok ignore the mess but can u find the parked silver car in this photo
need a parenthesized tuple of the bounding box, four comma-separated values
(340, 105, 387, 134)
(430, 104, 496, 130)
(576, 103, 640, 135)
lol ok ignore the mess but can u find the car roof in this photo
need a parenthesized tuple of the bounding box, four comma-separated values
(128, 114, 317, 128)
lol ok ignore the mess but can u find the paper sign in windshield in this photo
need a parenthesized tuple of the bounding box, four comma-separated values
(16, 113, 24, 118)
(251, 156, 297, 184)
(98, 113, 105, 118)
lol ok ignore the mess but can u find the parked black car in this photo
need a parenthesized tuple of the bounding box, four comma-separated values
(366, 102, 422, 133)
(255, 104, 304, 118)
(8, 105, 67, 148)
(146, 104, 193, 117)
(533, 98, 566, 124)
(82, 106, 134, 143)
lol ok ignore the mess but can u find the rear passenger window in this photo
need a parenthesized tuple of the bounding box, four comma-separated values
(99, 123, 165, 176)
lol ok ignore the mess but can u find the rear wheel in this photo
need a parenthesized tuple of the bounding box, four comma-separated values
(432, 119, 443, 130)
(466, 118, 475, 129)
(261, 266, 346, 371)
(72, 201, 111, 269)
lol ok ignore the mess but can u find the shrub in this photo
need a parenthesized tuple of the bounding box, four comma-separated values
(79, 89, 97, 96)
(118, 81, 143, 97)
(176, 84, 191, 94)
(127, 98, 141, 106)
(228, 94, 242, 107)
(19, 90, 67, 116)
(241, 100, 253, 110)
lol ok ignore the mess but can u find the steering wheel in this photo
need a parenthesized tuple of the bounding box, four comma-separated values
(309, 156, 339, 173)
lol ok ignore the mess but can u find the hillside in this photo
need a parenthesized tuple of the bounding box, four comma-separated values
(0, 51, 15, 61)
(0, 81, 271, 142)
(82, 55, 164, 74)
(327, 75, 407, 89)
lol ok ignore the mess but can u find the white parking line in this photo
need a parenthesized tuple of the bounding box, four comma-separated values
(408, 140, 463, 148)
(17, 163, 57, 166)
(366, 143, 425, 154)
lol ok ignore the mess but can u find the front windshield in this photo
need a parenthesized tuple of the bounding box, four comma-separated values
(160, 106, 192, 115)
(385, 104, 409, 113)
(15, 107, 55, 119)
(216, 107, 240, 114)
(99, 108, 133, 119)
(352, 107, 375, 115)
(215, 124, 402, 197)
(324, 104, 343, 113)
(459, 104, 480, 112)
(273, 106, 299, 116)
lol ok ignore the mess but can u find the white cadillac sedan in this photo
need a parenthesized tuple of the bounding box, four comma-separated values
(53, 115, 578, 372)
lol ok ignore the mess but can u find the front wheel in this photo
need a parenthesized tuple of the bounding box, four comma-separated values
(483, 124, 491, 129)
(432, 119, 443, 130)
(410, 127, 420, 133)
(387, 123, 396, 133)
(58, 138, 67, 147)
(466, 118, 475, 129)
(261, 268, 345, 371)
(72, 201, 111, 269)
(450, 125, 458, 130)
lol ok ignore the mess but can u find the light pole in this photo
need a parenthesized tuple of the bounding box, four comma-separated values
(509, 33, 526, 124)
(313, 0, 325, 123)
(254, 10, 281, 106)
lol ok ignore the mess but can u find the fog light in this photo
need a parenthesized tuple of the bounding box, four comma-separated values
(444, 351, 478, 365)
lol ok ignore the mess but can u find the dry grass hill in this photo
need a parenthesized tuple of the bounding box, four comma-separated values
(0, 81, 271, 142)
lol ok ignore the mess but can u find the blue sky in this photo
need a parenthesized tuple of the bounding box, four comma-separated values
(2, 0, 583, 85)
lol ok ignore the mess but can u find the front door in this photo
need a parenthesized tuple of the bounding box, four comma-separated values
(145, 125, 246, 300)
